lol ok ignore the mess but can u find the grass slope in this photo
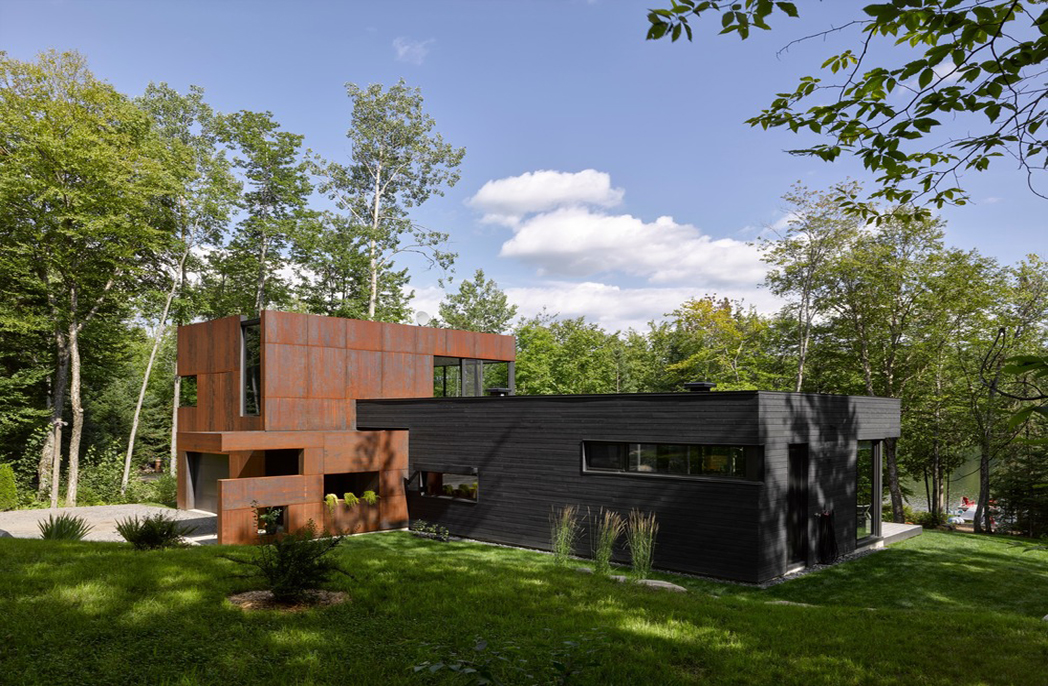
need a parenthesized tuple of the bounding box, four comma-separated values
(0, 531, 1045, 685)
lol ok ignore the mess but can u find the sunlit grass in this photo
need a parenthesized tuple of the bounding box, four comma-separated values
(0, 531, 1045, 685)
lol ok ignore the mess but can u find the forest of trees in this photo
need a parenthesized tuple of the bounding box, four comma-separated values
(1, 50, 1045, 537)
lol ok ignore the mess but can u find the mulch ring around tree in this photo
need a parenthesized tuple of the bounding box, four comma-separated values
(227, 590, 349, 613)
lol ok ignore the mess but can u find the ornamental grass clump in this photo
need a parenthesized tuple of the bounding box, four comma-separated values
(38, 513, 92, 541)
(116, 513, 196, 550)
(549, 504, 581, 565)
(626, 509, 658, 579)
(343, 492, 358, 508)
(593, 508, 625, 575)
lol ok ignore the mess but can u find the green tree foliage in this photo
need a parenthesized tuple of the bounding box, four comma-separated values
(293, 212, 412, 322)
(438, 269, 518, 334)
(647, 1, 1048, 215)
(212, 110, 311, 317)
(309, 79, 464, 320)
(0, 463, 17, 511)
(0, 50, 182, 506)
(761, 182, 861, 391)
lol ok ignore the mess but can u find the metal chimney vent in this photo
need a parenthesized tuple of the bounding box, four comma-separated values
(683, 381, 717, 393)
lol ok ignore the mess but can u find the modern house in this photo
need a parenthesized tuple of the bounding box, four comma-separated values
(176, 311, 900, 583)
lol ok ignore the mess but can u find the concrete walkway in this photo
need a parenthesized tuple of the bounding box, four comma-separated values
(0, 505, 217, 545)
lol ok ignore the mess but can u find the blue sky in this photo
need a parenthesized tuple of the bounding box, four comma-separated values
(3, 0, 1044, 330)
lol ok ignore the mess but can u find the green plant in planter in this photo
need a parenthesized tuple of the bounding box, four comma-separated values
(443, 484, 454, 497)
(324, 493, 338, 513)
(343, 492, 358, 508)
(361, 490, 379, 506)
(254, 502, 283, 536)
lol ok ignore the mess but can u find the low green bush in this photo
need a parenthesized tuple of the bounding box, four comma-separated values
(410, 519, 450, 542)
(361, 490, 379, 506)
(147, 473, 178, 507)
(913, 510, 947, 529)
(38, 513, 92, 540)
(343, 492, 358, 508)
(0, 463, 18, 511)
(115, 513, 196, 550)
(229, 520, 345, 603)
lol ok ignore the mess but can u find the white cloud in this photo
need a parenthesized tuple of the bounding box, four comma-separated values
(392, 37, 434, 65)
(498, 205, 766, 287)
(468, 169, 624, 226)
(505, 281, 782, 333)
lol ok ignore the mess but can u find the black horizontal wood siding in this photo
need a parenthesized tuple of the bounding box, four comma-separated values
(357, 391, 901, 584)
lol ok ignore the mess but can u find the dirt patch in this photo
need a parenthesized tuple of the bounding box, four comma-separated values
(227, 589, 349, 613)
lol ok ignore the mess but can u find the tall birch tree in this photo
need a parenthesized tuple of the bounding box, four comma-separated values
(310, 79, 464, 320)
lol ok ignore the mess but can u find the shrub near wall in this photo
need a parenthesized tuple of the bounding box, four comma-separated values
(0, 463, 17, 511)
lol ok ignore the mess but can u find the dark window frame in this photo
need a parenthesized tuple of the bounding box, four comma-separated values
(581, 440, 762, 483)
(241, 318, 261, 417)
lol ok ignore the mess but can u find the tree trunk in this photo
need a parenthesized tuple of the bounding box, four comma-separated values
(254, 231, 268, 316)
(795, 298, 810, 393)
(367, 162, 383, 320)
(47, 332, 69, 508)
(122, 252, 186, 493)
(170, 367, 180, 477)
(974, 446, 992, 533)
(885, 437, 905, 522)
(65, 320, 84, 507)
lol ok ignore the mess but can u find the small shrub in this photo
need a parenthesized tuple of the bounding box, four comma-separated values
(913, 510, 947, 529)
(324, 493, 338, 513)
(593, 508, 625, 575)
(410, 519, 450, 542)
(361, 490, 378, 506)
(550, 504, 581, 565)
(116, 513, 196, 550)
(883, 503, 917, 523)
(626, 509, 658, 579)
(0, 463, 17, 511)
(343, 492, 359, 508)
(38, 513, 92, 540)
(230, 520, 345, 603)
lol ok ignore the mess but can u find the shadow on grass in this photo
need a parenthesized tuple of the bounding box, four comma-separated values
(0, 531, 1045, 686)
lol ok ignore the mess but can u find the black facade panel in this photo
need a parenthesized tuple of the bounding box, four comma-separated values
(358, 391, 901, 584)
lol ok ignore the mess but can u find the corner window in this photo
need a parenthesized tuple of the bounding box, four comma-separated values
(583, 441, 758, 480)
(417, 471, 478, 502)
(856, 440, 876, 541)
(179, 375, 198, 407)
(242, 320, 261, 416)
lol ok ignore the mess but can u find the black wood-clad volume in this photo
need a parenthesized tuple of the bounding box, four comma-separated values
(358, 391, 900, 583)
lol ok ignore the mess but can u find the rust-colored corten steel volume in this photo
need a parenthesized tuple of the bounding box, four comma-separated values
(175, 311, 514, 544)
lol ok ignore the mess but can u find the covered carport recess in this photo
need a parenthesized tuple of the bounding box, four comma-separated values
(187, 452, 228, 513)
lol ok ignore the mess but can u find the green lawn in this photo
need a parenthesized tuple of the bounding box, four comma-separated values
(0, 530, 1045, 685)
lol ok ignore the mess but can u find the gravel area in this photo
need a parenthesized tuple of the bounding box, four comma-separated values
(0, 505, 216, 544)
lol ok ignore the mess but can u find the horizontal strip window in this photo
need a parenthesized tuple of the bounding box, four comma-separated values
(583, 441, 760, 481)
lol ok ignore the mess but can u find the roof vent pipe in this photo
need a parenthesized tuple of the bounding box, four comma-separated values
(683, 381, 717, 393)
(487, 387, 513, 397)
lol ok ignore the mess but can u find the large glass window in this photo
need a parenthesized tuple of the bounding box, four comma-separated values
(242, 320, 261, 416)
(856, 440, 875, 541)
(583, 441, 755, 480)
(434, 358, 513, 397)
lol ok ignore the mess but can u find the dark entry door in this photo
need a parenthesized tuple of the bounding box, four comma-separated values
(188, 452, 228, 513)
(787, 444, 810, 565)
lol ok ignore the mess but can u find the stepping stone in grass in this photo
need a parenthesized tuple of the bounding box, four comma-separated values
(637, 579, 687, 593)
(767, 600, 813, 607)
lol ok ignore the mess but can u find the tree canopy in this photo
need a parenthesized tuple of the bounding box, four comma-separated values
(646, 1, 1048, 216)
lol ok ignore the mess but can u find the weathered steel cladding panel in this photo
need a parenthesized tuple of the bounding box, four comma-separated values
(357, 393, 766, 582)
(177, 316, 240, 376)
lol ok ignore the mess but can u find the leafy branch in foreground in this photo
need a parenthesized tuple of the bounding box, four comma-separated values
(646, 1, 1048, 218)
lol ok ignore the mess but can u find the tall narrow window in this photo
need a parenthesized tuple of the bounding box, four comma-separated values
(179, 375, 198, 407)
(242, 320, 261, 416)
(856, 440, 875, 541)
